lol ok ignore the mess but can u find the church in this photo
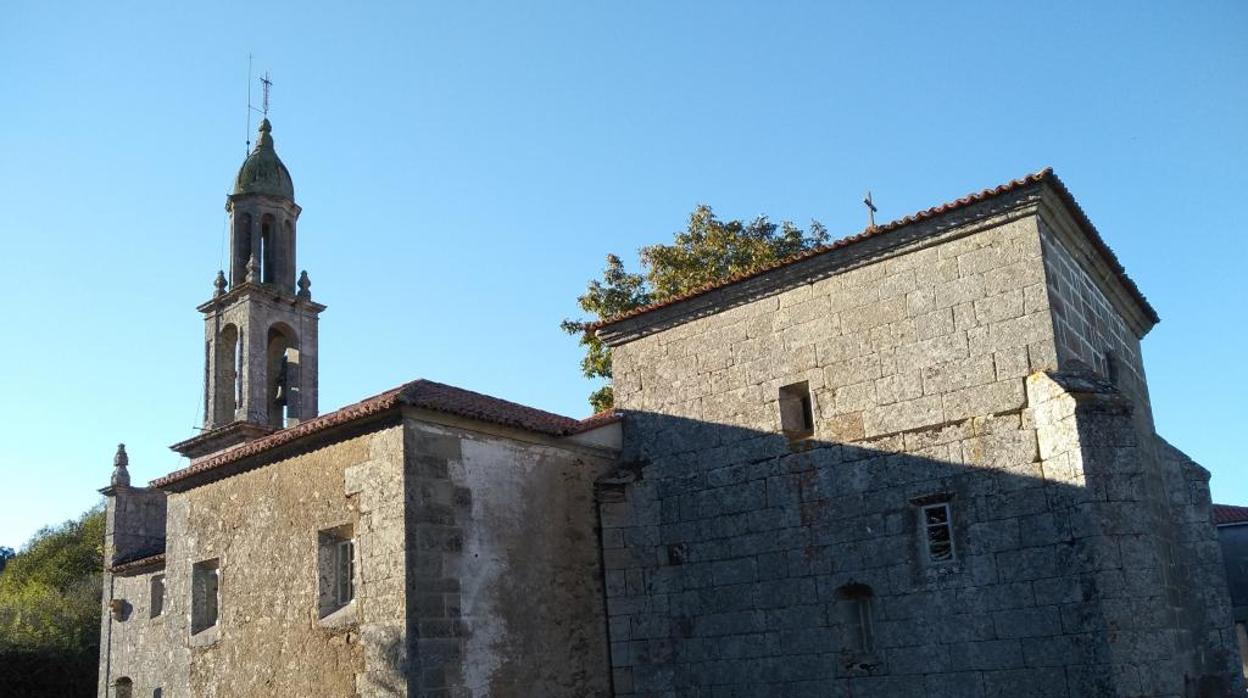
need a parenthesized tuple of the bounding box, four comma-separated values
(97, 118, 1244, 697)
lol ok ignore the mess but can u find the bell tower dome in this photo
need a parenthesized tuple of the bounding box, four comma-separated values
(173, 118, 326, 461)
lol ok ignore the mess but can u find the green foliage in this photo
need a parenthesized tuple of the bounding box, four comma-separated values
(564, 205, 827, 410)
(0, 506, 105, 697)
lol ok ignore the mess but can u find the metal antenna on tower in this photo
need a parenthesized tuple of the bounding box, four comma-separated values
(246, 54, 254, 154)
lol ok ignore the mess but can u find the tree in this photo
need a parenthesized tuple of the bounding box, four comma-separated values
(564, 205, 827, 411)
(0, 506, 105, 697)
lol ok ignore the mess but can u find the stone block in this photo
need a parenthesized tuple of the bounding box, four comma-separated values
(876, 371, 924, 406)
(821, 412, 865, 442)
(991, 606, 1061, 639)
(823, 354, 881, 389)
(982, 667, 1069, 697)
(974, 289, 1024, 325)
(983, 260, 1045, 297)
(834, 381, 876, 413)
(840, 295, 907, 333)
(863, 395, 944, 437)
(922, 355, 996, 396)
(914, 308, 955, 339)
(942, 379, 1026, 422)
(935, 275, 986, 309)
(894, 332, 969, 372)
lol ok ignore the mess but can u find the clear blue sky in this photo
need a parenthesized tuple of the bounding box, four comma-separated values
(1, 2, 1244, 548)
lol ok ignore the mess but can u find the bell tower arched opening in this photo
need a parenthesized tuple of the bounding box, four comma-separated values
(266, 323, 299, 429)
(231, 213, 253, 287)
(213, 324, 240, 425)
(260, 214, 276, 284)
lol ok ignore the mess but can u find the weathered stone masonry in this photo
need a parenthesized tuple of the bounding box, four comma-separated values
(98, 117, 623, 698)
(597, 174, 1243, 697)
(97, 114, 1240, 697)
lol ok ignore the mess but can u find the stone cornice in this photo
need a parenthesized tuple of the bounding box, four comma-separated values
(170, 421, 275, 461)
(197, 282, 327, 315)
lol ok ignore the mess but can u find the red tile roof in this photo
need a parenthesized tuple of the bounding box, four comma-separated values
(1213, 504, 1248, 526)
(153, 380, 620, 490)
(591, 168, 1158, 334)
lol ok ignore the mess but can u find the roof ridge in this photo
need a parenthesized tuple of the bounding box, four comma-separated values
(590, 168, 1156, 334)
(398, 378, 582, 427)
(152, 378, 619, 490)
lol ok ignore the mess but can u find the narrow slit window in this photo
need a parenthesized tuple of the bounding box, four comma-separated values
(922, 503, 955, 563)
(150, 574, 165, 618)
(1104, 349, 1120, 386)
(778, 381, 815, 439)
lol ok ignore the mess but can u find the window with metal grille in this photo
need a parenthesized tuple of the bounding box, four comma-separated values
(318, 525, 356, 620)
(922, 503, 955, 563)
(335, 539, 354, 606)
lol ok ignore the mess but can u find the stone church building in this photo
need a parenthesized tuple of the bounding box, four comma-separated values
(98, 119, 1243, 697)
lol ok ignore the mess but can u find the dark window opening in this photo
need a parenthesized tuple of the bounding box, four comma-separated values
(1104, 349, 1120, 386)
(149, 574, 164, 618)
(835, 583, 875, 655)
(191, 559, 219, 634)
(779, 381, 815, 439)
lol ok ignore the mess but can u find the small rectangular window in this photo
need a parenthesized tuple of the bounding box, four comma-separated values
(1103, 350, 1120, 386)
(922, 503, 955, 563)
(835, 583, 875, 655)
(779, 381, 815, 439)
(318, 525, 356, 619)
(150, 574, 165, 618)
(191, 559, 219, 634)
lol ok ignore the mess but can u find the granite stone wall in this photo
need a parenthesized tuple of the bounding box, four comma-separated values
(1039, 219, 1151, 423)
(99, 567, 172, 696)
(401, 413, 618, 698)
(601, 202, 1242, 696)
(99, 426, 403, 698)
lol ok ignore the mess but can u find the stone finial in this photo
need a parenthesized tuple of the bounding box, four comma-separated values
(246, 254, 260, 284)
(213, 270, 227, 297)
(111, 443, 131, 488)
(297, 270, 312, 299)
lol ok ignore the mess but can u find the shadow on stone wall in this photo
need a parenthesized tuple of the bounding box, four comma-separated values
(597, 394, 1240, 698)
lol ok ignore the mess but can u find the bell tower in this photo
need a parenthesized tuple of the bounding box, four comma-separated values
(173, 118, 326, 461)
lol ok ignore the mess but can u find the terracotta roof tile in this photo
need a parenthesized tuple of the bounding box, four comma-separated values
(400, 379, 584, 435)
(571, 408, 623, 433)
(1213, 504, 1248, 526)
(591, 168, 1157, 334)
(153, 380, 618, 490)
(109, 552, 165, 574)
